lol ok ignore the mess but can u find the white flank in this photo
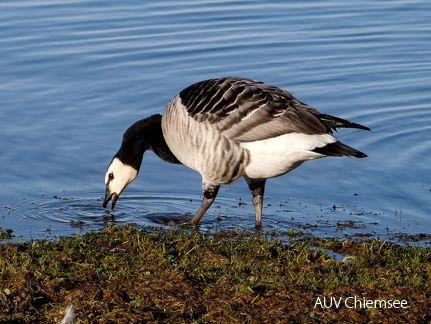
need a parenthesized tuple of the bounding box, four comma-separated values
(241, 133, 337, 179)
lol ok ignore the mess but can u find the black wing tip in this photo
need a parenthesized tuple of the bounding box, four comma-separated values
(350, 122, 371, 132)
(353, 151, 368, 158)
(320, 114, 370, 132)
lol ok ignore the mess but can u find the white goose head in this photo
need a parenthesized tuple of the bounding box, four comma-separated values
(103, 157, 138, 209)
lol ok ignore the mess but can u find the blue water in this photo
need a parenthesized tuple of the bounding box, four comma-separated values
(1, 0, 430, 242)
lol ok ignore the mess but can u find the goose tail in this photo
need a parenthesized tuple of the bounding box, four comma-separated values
(312, 141, 367, 158)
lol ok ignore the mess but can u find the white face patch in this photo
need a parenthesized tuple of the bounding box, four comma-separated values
(105, 157, 138, 197)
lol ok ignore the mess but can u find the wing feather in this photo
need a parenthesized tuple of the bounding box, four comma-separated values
(179, 77, 368, 143)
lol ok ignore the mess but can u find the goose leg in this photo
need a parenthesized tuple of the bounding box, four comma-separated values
(245, 178, 266, 229)
(188, 184, 220, 225)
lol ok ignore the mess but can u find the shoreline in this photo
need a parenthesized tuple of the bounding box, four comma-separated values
(1, 225, 430, 322)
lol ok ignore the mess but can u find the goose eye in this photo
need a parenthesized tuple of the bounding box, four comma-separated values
(109, 172, 114, 180)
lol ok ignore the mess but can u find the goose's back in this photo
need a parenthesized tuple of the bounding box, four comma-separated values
(178, 77, 329, 141)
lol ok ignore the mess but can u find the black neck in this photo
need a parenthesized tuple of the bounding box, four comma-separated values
(115, 114, 181, 171)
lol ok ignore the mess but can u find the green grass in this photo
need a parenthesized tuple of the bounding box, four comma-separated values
(1, 225, 431, 323)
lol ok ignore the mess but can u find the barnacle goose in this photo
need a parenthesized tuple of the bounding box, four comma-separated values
(103, 77, 369, 228)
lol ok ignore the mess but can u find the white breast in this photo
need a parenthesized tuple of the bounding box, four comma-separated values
(162, 95, 249, 185)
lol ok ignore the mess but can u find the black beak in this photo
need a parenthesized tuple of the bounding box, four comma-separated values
(103, 189, 118, 209)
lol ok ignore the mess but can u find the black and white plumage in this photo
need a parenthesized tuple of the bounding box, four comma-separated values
(103, 77, 369, 228)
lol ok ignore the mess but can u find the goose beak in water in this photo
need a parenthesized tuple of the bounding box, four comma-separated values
(103, 190, 118, 209)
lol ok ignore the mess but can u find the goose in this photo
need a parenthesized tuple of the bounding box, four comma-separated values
(103, 77, 369, 228)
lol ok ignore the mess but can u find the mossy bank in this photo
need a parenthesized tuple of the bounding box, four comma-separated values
(1, 225, 431, 323)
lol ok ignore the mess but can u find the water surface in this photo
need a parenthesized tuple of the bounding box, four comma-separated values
(1, 0, 430, 242)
